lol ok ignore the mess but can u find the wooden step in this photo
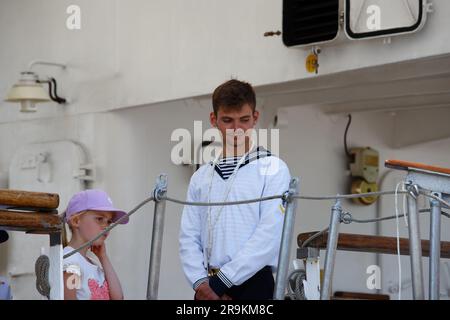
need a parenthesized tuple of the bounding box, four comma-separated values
(298, 232, 450, 258)
(0, 209, 62, 233)
(332, 291, 390, 300)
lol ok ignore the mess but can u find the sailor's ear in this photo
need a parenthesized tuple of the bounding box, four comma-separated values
(253, 110, 260, 125)
(210, 112, 217, 127)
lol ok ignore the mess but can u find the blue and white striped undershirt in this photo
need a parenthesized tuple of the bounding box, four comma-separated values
(213, 147, 271, 180)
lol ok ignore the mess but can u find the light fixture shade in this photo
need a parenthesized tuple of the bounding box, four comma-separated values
(5, 83, 50, 102)
(5, 71, 51, 113)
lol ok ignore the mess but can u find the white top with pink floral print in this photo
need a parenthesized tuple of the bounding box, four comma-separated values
(63, 246, 110, 300)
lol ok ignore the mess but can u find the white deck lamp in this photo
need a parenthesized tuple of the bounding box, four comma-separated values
(5, 61, 67, 113)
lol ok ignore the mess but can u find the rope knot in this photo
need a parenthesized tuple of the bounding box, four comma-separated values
(35, 255, 50, 299)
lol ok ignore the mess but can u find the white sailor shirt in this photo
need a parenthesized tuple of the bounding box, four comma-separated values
(179, 147, 291, 295)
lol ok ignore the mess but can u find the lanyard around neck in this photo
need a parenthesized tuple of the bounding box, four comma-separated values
(205, 141, 255, 267)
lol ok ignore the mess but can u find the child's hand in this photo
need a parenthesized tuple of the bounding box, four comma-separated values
(91, 242, 107, 261)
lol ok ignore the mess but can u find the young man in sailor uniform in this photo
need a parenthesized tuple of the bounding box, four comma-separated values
(179, 79, 291, 300)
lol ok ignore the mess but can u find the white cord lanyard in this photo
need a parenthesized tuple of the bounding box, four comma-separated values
(205, 142, 255, 269)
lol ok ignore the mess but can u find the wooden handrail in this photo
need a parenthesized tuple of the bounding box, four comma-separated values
(0, 210, 62, 233)
(0, 189, 59, 211)
(298, 232, 450, 259)
(385, 159, 450, 176)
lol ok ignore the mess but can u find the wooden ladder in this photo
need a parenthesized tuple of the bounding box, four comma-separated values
(0, 189, 62, 300)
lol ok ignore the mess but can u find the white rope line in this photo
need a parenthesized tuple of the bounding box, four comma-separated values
(63, 189, 450, 259)
(162, 195, 283, 206)
(421, 192, 450, 208)
(163, 190, 409, 206)
(294, 190, 408, 200)
(348, 209, 449, 223)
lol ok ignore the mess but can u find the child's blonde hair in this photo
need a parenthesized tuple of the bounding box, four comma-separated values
(61, 210, 70, 247)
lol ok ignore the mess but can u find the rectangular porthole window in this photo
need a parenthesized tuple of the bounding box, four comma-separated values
(282, 0, 340, 47)
(345, 0, 424, 39)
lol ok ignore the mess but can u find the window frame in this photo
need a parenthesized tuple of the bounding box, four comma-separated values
(345, 0, 424, 39)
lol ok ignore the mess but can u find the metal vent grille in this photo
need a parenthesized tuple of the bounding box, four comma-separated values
(282, 0, 340, 47)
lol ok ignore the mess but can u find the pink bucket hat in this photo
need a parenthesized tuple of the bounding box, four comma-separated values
(65, 189, 129, 224)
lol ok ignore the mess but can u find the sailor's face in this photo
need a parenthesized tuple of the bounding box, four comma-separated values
(210, 104, 259, 149)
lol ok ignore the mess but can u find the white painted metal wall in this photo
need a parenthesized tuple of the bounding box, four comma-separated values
(0, 0, 449, 300)
(1, 0, 450, 121)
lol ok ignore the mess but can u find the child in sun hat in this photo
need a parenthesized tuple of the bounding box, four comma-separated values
(62, 189, 128, 300)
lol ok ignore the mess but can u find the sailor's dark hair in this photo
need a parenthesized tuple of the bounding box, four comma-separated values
(212, 79, 256, 115)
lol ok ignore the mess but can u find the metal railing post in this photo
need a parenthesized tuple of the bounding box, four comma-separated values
(320, 198, 342, 300)
(49, 232, 63, 300)
(274, 177, 299, 300)
(406, 183, 425, 300)
(429, 193, 441, 300)
(147, 174, 168, 300)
